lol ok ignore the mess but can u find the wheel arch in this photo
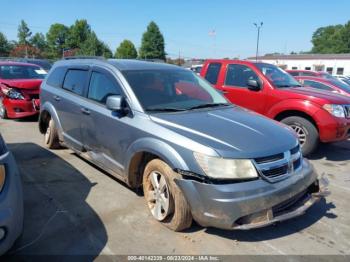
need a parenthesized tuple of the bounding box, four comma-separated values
(38, 102, 63, 140)
(274, 110, 319, 132)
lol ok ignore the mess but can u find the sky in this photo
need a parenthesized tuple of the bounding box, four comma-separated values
(1, 0, 350, 59)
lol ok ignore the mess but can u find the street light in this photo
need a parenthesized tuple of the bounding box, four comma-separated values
(254, 22, 263, 62)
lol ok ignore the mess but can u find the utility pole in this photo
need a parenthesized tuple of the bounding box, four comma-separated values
(254, 22, 263, 62)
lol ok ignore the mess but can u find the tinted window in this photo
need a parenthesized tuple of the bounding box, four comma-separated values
(304, 80, 333, 91)
(225, 64, 259, 88)
(256, 63, 301, 88)
(62, 70, 88, 96)
(288, 71, 299, 76)
(46, 67, 66, 88)
(337, 68, 344, 75)
(205, 63, 221, 84)
(88, 72, 122, 104)
(123, 69, 227, 111)
(0, 65, 47, 79)
(301, 71, 315, 76)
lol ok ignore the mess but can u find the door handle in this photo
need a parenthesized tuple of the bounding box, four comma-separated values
(81, 108, 90, 115)
(53, 95, 60, 101)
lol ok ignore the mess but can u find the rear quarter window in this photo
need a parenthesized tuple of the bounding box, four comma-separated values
(46, 67, 67, 88)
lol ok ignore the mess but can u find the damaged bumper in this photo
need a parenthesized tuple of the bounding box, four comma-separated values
(175, 159, 329, 230)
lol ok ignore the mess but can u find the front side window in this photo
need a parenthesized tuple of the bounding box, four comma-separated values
(62, 69, 88, 96)
(256, 63, 301, 88)
(205, 63, 221, 84)
(225, 64, 259, 88)
(123, 69, 228, 112)
(303, 80, 333, 91)
(46, 67, 66, 88)
(0, 65, 47, 80)
(88, 72, 122, 104)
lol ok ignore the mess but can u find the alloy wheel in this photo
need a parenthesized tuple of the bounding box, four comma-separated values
(290, 124, 307, 146)
(146, 171, 171, 221)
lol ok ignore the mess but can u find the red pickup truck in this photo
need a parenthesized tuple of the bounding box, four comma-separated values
(201, 60, 350, 155)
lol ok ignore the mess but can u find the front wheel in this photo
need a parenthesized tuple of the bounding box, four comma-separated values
(44, 119, 61, 149)
(281, 116, 319, 156)
(143, 159, 192, 231)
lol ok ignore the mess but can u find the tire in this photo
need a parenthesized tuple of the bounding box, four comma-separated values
(44, 119, 61, 149)
(143, 159, 192, 231)
(0, 99, 7, 119)
(281, 116, 319, 156)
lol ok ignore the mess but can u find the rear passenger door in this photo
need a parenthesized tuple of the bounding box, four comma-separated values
(55, 67, 90, 151)
(81, 67, 129, 176)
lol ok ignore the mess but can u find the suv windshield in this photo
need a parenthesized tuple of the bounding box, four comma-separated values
(0, 65, 47, 80)
(123, 69, 229, 112)
(256, 63, 301, 88)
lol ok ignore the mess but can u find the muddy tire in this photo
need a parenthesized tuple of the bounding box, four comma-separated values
(143, 159, 192, 231)
(281, 116, 318, 156)
(44, 119, 61, 149)
(0, 99, 7, 119)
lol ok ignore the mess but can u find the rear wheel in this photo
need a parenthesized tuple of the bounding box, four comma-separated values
(0, 99, 7, 119)
(281, 116, 319, 156)
(143, 159, 192, 231)
(44, 119, 61, 149)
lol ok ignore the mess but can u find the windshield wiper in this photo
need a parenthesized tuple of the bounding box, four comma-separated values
(187, 103, 231, 110)
(146, 107, 187, 112)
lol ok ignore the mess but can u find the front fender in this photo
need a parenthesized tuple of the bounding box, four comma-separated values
(266, 99, 320, 119)
(40, 102, 63, 140)
(125, 137, 189, 174)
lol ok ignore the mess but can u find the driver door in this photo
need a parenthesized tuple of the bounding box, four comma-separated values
(220, 64, 266, 114)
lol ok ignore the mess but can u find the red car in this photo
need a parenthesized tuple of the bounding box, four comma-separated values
(286, 69, 334, 79)
(0, 62, 46, 119)
(201, 60, 350, 155)
(295, 76, 350, 96)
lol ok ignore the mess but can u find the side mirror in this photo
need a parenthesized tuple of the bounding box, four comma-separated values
(247, 79, 261, 91)
(106, 95, 123, 111)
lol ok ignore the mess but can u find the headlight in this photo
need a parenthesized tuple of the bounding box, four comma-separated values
(0, 165, 5, 192)
(1, 86, 25, 100)
(194, 152, 258, 180)
(323, 104, 346, 118)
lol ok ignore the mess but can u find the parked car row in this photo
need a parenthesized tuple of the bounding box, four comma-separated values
(0, 57, 340, 254)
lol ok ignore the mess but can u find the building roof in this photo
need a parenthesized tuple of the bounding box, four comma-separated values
(247, 53, 350, 60)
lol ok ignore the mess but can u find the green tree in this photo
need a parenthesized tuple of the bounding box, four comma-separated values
(77, 31, 100, 56)
(0, 32, 11, 56)
(46, 23, 69, 58)
(100, 42, 113, 58)
(67, 19, 91, 49)
(311, 24, 348, 53)
(17, 20, 32, 44)
(30, 33, 47, 51)
(115, 39, 137, 59)
(139, 21, 166, 60)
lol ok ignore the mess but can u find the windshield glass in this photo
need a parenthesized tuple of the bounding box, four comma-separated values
(256, 63, 301, 88)
(0, 65, 47, 79)
(123, 69, 229, 112)
(331, 79, 350, 93)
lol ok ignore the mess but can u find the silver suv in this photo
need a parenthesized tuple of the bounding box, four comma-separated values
(39, 58, 328, 231)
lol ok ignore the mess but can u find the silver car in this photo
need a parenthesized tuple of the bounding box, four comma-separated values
(0, 133, 23, 254)
(39, 59, 328, 231)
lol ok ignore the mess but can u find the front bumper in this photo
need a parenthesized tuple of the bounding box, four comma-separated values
(3, 98, 40, 119)
(0, 151, 24, 255)
(176, 159, 329, 230)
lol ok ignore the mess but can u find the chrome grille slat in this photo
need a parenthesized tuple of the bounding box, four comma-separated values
(253, 144, 302, 182)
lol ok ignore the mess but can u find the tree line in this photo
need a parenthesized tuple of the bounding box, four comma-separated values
(0, 20, 166, 60)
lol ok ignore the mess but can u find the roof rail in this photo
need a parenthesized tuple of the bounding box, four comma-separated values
(63, 56, 106, 61)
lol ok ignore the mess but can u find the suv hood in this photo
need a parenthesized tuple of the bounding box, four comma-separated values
(0, 79, 42, 89)
(281, 87, 350, 104)
(150, 107, 297, 159)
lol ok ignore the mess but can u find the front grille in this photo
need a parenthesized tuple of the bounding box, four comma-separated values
(344, 105, 350, 118)
(253, 144, 302, 182)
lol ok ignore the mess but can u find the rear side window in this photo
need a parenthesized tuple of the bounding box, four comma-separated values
(304, 80, 333, 91)
(62, 69, 88, 96)
(46, 67, 66, 88)
(288, 71, 299, 76)
(88, 72, 122, 104)
(205, 63, 221, 84)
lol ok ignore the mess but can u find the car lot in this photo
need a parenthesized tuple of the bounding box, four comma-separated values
(1, 118, 350, 257)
